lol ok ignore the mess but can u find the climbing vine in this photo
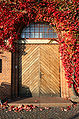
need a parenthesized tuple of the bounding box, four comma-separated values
(0, 0, 79, 94)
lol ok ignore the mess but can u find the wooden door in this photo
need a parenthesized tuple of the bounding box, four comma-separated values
(19, 44, 40, 97)
(40, 44, 60, 96)
(19, 44, 60, 97)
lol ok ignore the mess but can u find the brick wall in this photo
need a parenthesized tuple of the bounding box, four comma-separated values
(0, 50, 11, 100)
(60, 59, 74, 99)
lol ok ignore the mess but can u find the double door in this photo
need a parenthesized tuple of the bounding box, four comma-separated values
(19, 44, 60, 97)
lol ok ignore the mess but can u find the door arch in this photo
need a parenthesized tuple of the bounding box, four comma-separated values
(18, 23, 60, 97)
(12, 23, 60, 97)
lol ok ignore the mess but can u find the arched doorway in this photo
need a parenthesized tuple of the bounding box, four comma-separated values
(18, 23, 60, 97)
(12, 23, 60, 97)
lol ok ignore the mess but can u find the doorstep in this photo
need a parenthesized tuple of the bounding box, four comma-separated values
(8, 96, 73, 107)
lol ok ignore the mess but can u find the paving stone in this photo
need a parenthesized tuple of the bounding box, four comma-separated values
(0, 105, 79, 119)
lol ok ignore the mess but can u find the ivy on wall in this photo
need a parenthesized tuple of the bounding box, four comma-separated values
(0, 0, 79, 94)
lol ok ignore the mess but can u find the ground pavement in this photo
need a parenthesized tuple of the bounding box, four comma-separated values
(0, 97, 79, 119)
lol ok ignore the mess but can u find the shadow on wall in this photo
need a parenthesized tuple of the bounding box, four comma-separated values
(19, 85, 32, 98)
(0, 82, 32, 102)
(18, 43, 32, 98)
(0, 82, 11, 101)
(11, 42, 32, 98)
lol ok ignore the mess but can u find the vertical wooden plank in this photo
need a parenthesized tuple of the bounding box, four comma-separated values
(15, 43, 19, 97)
(11, 43, 19, 98)
(11, 44, 16, 98)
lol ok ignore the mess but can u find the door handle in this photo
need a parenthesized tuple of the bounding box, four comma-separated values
(40, 72, 44, 78)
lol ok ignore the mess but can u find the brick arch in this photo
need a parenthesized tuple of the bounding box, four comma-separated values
(11, 21, 73, 98)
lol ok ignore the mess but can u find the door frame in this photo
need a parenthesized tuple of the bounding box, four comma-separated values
(11, 39, 62, 98)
